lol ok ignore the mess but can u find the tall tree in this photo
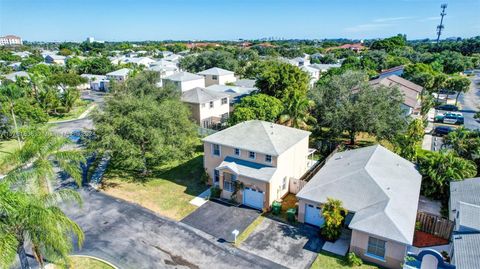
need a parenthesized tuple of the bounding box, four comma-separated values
(255, 61, 310, 101)
(311, 71, 406, 144)
(394, 119, 424, 161)
(417, 150, 477, 200)
(446, 76, 471, 106)
(278, 92, 316, 130)
(0, 84, 25, 145)
(228, 94, 284, 125)
(0, 183, 84, 269)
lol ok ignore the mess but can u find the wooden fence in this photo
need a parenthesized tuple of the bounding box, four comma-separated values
(416, 211, 454, 240)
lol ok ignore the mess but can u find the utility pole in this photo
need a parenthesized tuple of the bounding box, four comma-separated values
(436, 4, 447, 43)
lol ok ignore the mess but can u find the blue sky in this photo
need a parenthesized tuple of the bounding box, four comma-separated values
(1, 0, 479, 41)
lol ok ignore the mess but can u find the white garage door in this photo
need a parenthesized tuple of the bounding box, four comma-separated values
(243, 187, 264, 210)
(305, 204, 325, 227)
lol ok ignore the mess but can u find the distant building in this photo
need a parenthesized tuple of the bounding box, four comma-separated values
(87, 37, 95, 43)
(378, 66, 405, 79)
(163, 72, 205, 92)
(0, 35, 22, 46)
(106, 68, 131, 82)
(197, 67, 236, 87)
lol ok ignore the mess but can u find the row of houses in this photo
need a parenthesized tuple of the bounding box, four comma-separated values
(201, 119, 479, 269)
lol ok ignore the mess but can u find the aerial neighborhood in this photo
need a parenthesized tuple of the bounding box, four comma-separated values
(1, 2, 480, 269)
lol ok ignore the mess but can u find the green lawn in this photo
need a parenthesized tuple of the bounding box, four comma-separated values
(311, 252, 381, 269)
(48, 99, 94, 123)
(0, 140, 20, 174)
(52, 256, 114, 269)
(101, 152, 207, 221)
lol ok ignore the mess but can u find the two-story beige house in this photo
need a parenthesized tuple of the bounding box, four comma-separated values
(202, 120, 312, 210)
(181, 87, 230, 128)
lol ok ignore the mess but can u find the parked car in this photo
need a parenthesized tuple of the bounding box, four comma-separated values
(433, 126, 454, 136)
(434, 112, 464, 125)
(435, 104, 459, 111)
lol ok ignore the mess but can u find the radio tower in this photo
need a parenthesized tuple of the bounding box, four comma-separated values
(436, 4, 447, 43)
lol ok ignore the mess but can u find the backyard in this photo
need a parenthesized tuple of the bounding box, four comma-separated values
(101, 152, 207, 221)
(311, 251, 381, 269)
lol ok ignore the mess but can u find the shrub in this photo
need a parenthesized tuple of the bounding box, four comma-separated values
(321, 198, 346, 241)
(210, 186, 221, 198)
(346, 252, 363, 267)
(200, 169, 210, 184)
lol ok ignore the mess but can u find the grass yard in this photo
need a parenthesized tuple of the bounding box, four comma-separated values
(101, 152, 207, 221)
(311, 251, 381, 269)
(0, 140, 20, 174)
(51, 256, 114, 269)
(48, 99, 93, 122)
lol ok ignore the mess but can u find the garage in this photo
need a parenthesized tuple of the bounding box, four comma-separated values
(243, 187, 264, 210)
(305, 204, 325, 227)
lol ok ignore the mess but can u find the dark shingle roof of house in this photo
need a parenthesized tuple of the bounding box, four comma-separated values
(369, 75, 423, 108)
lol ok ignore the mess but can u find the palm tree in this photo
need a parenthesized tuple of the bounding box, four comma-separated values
(278, 93, 316, 130)
(1, 127, 85, 195)
(0, 84, 25, 146)
(0, 183, 84, 269)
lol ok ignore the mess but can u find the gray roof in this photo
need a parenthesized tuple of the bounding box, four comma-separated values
(106, 68, 131, 76)
(4, 71, 29, 82)
(181, 87, 229, 104)
(81, 74, 107, 81)
(164, 71, 203, 82)
(452, 233, 480, 269)
(218, 156, 277, 182)
(297, 145, 422, 245)
(206, 84, 257, 97)
(369, 75, 423, 109)
(202, 120, 310, 156)
(308, 63, 341, 71)
(234, 79, 256, 88)
(450, 177, 480, 220)
(456, 202, 480, 232)
(198, 67, 234, 76)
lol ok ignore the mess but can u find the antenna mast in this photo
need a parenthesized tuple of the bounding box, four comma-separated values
(436, 4, 447, 43)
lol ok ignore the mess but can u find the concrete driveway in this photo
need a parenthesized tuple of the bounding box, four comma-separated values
(50, 190, 284, 269)
(181, 200, 261, 242)
(239, 217, 324, 269)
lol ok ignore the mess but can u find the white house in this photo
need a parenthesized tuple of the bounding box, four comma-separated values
(197, 67, 236, 87)
(106, 68, 131, 82)
(309, 63, 342, 72)
(163, 72, 205, 92)
(80, 74, 109, 91)
(301, 65, 320, 86)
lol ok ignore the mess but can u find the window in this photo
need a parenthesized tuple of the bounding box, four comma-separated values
(234, 148, 241, 156)
(201, 103, 206, 108)
(282, 177, 287, 190)
(209, 101, 214, 108)
(214, 170, 220, 183)
(221, 97, 228, 105)
(212, 75, 218, 80)
(223, 173, 236, 192)
(367, 237, 386, 260)
(212, 144, 220, 156)
(249, 151, 256, 159)
(265, 155, 272, 163)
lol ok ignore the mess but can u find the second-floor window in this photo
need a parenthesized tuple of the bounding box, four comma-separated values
(249, 151, 256, 160)
(212, 144, 220, 156)
(265, 155, 272, 163)
(221, 98, 228, 105)
(212, 75, 218, 80)
(234, 148, 241, 156)
(209, 101, 214, 108)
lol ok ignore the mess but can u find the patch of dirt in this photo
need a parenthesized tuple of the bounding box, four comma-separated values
(413, 230, 449, 247)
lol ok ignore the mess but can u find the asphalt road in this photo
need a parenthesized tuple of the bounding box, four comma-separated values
(58, 189, 284, 269)
(457, 77, 480, 130)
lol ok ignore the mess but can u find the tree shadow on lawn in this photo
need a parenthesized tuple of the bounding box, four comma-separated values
(105, 154, 206, 197)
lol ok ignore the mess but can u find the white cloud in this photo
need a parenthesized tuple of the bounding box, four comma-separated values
(373, 16, 412, 23)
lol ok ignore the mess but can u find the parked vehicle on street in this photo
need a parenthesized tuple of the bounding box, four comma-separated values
(433, 126, 454, 136)
(434, 112, 464, 125)
(435, 104, 459, 111)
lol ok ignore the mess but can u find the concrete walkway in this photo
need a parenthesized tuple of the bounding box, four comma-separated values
(189, 188, 210, 207)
